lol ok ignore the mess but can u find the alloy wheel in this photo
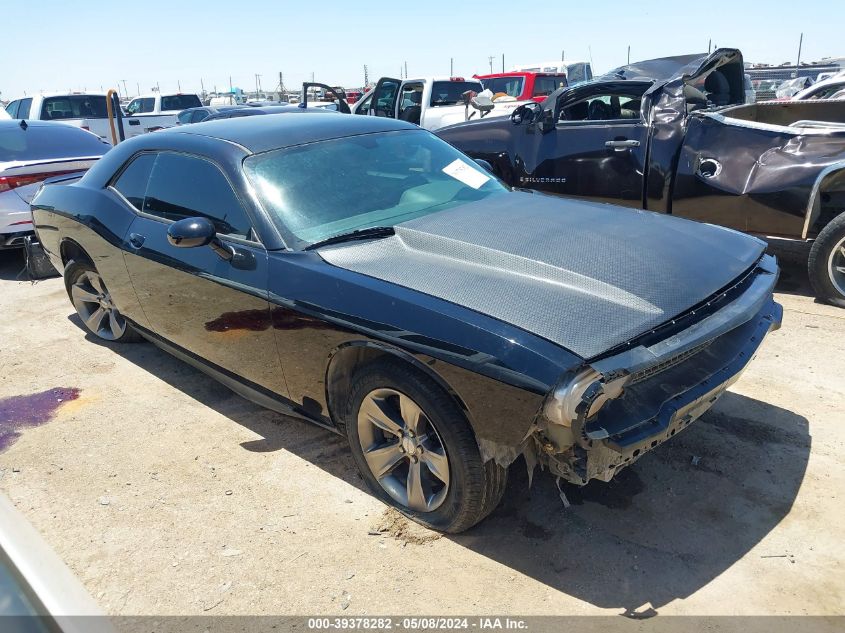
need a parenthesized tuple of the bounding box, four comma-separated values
(357, 388, 450, 512)
(829, 236, 845, 298)
(70, 271, 128, 341)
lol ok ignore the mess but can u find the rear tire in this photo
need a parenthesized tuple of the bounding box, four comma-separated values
(64, 259, 142, 343)
(808, 212, 845, 308)
(344, 358, 507, 533)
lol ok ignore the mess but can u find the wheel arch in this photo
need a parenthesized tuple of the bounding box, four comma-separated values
(59, 238, 93, 267)
(324, 340, 472, 430)
(803, 162, 845, 238)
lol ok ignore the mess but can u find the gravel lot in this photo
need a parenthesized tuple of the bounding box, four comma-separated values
(0, 248, 842, 617)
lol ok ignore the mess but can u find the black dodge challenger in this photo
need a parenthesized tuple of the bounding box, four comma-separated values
(31, 113, 782, 532)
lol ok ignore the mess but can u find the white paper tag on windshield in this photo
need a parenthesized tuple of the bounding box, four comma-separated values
(442, 159, 490, 190)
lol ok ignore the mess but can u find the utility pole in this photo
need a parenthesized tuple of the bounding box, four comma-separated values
(255, 74, 261, 96)
(627, 46, 630, 64)
(502, 53, 505, 72)
(561, 49, 565, 62)
(229, 76, 233, 92)
(121, 79, 128, 98)
(708, 39, 712, 54)
(364, 65, 369, 87)
(796, 32, 804, 70)
(178, 80, 181, 91)
(136, 82, 140, 96)
(405, 61, 408, 78)
(450, 58, 454, 76)
(488, 55, 494, 73)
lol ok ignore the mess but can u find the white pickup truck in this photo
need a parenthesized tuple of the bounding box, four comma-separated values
(350, 77, 521, 131)
(123, 93, 203, 138)
(4, 93, 114, 141)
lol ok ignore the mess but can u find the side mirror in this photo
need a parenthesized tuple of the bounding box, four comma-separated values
(474, 159, 495, 174)
(538, 107, 556, 133)
(167, 217, 216, 248)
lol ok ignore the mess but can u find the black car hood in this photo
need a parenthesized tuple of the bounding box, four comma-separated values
(317, 193, 764, 359)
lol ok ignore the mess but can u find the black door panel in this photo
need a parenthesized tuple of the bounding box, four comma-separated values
(123, 215, 287, 396)
(515, 122, 649, 206)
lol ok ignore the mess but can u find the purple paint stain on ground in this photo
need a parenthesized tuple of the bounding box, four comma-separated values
(0, 387, 80, 452)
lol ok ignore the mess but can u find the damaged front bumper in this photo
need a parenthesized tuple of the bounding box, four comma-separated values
(533, 254, 783, 485)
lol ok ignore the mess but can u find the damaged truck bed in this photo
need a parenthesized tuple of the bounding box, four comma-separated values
(437, 48, 845, 308)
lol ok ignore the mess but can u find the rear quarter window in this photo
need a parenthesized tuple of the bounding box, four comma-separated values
(111, 153, 156, 211)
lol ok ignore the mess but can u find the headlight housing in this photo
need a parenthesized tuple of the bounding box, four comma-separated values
(543, 367, 625, 428)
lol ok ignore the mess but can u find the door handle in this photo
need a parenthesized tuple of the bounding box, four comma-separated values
(605, 139, 641, 151)
(128, 233, 146, 249)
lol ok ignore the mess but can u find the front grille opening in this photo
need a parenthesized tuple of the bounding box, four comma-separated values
(628, 342, 711, 385)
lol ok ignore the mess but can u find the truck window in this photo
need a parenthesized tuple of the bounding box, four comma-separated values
(398, 83, 424, 125)
(560, 93, 643, 122)
(41, 95, 108, 120)
(354, 92, 373, 115)
(533, 76, 566, 98)
(161, 95, 202, 111)
(126, 98, 155, 115)
(17, 98, 32, 119)
(430, 81, 483, 106)
(480, 77, 524, 98)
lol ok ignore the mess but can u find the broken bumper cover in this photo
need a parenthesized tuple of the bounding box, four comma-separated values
(540, 254, 783, 484)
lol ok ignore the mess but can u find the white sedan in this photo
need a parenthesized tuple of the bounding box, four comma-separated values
(1, 120, 108, 249)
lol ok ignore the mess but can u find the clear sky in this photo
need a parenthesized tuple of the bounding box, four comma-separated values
(4, 0, 843, 99)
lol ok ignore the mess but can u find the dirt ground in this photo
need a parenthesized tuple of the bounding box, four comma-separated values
(0, 248, 842, 617)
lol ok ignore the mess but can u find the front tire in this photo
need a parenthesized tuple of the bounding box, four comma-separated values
(344, 359, 507, 533)
(64, 260, 142, 343)
(808, 212, 845, 308)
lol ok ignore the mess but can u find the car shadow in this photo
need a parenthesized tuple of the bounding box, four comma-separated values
(0, 249, 27, 281)
(775, 258, 816, 299)
(67, 313, 810, 614)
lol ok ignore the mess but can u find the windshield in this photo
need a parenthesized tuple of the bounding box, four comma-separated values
(244, 129, 507, 248)
(480, 77, 524, 98)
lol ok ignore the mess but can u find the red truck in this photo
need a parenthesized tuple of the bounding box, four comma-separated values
(473, 71, 568, 103)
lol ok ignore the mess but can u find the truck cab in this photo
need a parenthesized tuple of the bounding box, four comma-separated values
(352, 77, 486, 131)
(4, 93, 113, 142)
(123, 93, 202, 138)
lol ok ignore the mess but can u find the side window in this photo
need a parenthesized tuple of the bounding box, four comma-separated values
(191, 110, 208, 123)
(126, 98, 154, 115)
(17, 98, 32, 119)
(112, 153, 156, 211)
(372, 79, 400, 117)
(143, 153, 251, 238)
(5, 100, 19, 118)
(397, 82, 423, 124)
(354, 92, 373, 115)
(177, 110, 194, 124)
(559, 92, 644, 122)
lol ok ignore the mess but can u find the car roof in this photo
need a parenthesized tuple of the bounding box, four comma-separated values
(167, 110, 419, 153)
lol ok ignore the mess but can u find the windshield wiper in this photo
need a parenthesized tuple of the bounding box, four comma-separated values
(304, 226, 395, 250)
